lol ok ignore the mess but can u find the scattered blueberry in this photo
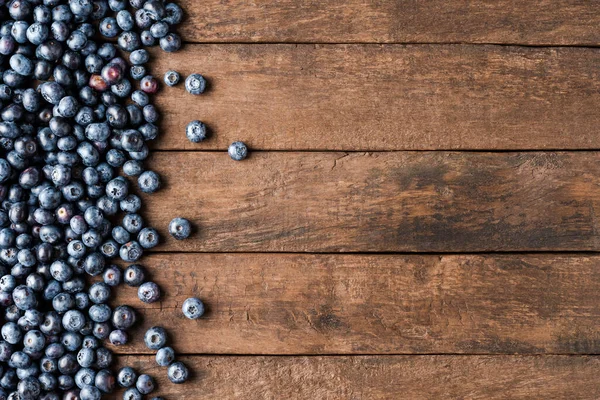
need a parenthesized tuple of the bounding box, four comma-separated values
(144, 326, 167, 350)
(185, 73, 206, 95)
(155, 346, 175, 366)
(138, 281, 161, 303)
(182, 297, 205, 320)
(136, 373, 155, 395)
(186, 120, 207, 143)
(169, 217, 192, 240)
(164, 70, 180, 86)
(138, 170, 161, 193)
(167, 361, 189, 384)
(228, 141, 249, 161)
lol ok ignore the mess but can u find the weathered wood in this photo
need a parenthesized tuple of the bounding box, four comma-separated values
(150, 44, 600, 151)
(176, 0, 600, 46)
(117, 355, 600, 399)
(110, 253, 600, 355)
(140, 151, 600, 253)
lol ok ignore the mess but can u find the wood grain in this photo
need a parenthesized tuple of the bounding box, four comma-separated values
(141, 151, 600, 253)
(110, 253, 600, 355)
(149, 44, 600, 151)
(176, 0, 600, 46)
(117, 355, 600, 399)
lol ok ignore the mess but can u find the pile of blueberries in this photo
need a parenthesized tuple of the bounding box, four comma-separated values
(0, 0, 226, 398)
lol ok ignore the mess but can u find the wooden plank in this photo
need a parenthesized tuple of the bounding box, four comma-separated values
(150, 44, 600, 151)
(110, 253, 600, 355)
(176, 0, 600, 46)
(141, 151, 600, 253)
(117, 355, 600, 399)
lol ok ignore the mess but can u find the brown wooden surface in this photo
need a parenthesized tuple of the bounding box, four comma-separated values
(140, 151, 600, 253)
(110, 253, 600, 355)
(111, 2, 600, 396)
(150, 44, 600, 151)
(175, 0, 600, 46)
(117, 355, 600, 399)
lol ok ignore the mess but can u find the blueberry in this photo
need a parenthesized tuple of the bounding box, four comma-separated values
(111, 305, 136, 330)
(162, 71, 180, 88)
(94, 369, 115, 393)
(1, 322, 22, 344)
(123, 387, 143, 400)
(39, 82, 65, 105)
(142, 104, 159, 123)
(108, 329, 128, 346)
(163, 3, 183, 25)
(111, 78, 132, 97)
(95, 347, 112, 368)
(123, 160, 144, 177)
(80, 385, 101, 400)
(112, 226, 131, 245)
(117, 31, 140, 52)
(182, 297, 205, 320)
(101, 238, 119, 258)
(108, 0, 126, 12)
(75, 292, 90, 310)
(85, 54, 103, 74)
(123, 213, 143, 233)
(135, 374, 154, 395)
(97, 196, 119, 215)
(139, 123, 158, 141)
(155, 346, 175, 367)
(9, 54, 33, 76)
(84, 206, 104, 228)
(116, 10, 134, 31)
(130, 90, 149, 106)
(89, 320, 107, 339)
(101, 62, 124, 85)
(138, 281, 160, 303)
(167, 361, 189, 384)
(102, 265, 122, 286)
(17, 376, 40, 399)
(83, 252, 105, 276)
(26, 22, 49, 45)
(228, 141, 248, 161)
(140, 29, 155, 46)
(105, 178, 128, 200)
(12, 285, 36, 310)
(99, 18, 120, 38)
(67, 30, 88, 51)
(119, 194, 141, 213)
(186, 120, 207, 143)
(150, 21, 168, 38)
(117, 366, 136, 388)
(137, 227, 158, 248)
(129, 49, 149, 65)
(23, 330, 44, 352)
(159, 32, 181, 52)
(169, 217, 191, 240)
(137, 171, 160, 193)
(88, 282, 110, 304)
(52, 292, 75, 313)
(185, 73, 206, 95)
(123, 264, 145, 287)
(119, 241, 143, 262)
(140, 75, 158, 94)
(129, 65, 146, 80)
(144, 326, 166, 350)
(134, 8, 152, 27)
(76, 348, 95, 369)
(120, 129, 143, 151)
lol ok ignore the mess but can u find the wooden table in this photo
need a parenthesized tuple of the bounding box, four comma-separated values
(117, 2, 600, 398)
